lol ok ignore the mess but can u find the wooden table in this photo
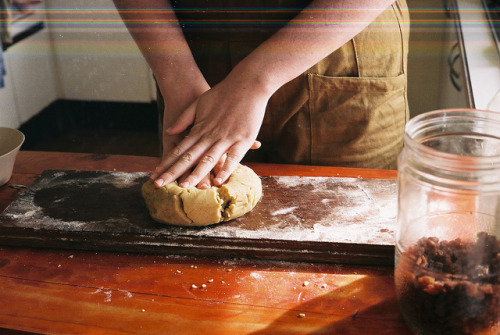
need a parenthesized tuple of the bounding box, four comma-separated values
(0, 151, 413, 335)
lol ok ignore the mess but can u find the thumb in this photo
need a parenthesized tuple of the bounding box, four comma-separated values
(164, 100, 197, 136)
(250, 141, 261, 150)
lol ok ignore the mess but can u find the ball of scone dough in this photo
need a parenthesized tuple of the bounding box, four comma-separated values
(142, 164, 262, 226)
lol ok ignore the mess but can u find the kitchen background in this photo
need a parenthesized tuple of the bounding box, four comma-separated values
(1, 0, 499, 157)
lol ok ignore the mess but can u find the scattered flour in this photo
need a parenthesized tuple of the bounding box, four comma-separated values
(272, 207, 297, 216)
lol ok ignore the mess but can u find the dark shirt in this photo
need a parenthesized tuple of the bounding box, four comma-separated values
(171, 0, 313, 84)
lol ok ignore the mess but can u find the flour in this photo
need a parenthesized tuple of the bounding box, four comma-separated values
(272, 207, 297, 216)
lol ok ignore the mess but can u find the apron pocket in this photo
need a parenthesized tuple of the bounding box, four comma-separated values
(308, 73, 407, 169)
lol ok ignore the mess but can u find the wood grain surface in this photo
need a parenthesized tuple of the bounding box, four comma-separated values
(0, 245, 412, 335)
(0, 152, 412, 335)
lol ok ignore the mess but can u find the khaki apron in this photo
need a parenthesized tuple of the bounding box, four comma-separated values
(161, 0, 410, 169)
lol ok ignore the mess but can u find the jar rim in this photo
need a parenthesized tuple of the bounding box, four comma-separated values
(404, 109, 500, 170)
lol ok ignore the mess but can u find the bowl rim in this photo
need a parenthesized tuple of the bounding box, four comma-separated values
(0, 127, 25, 159)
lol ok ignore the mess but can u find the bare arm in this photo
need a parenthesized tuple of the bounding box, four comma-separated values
(113, 0, 209, 120)
(235, 0, 396, 97)
(113, 0, 211, 181)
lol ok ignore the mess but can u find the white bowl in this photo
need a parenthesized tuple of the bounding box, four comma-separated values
(0, 127, 25, 187)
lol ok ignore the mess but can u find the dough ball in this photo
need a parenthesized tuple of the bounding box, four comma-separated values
(142, 164, 262, 226)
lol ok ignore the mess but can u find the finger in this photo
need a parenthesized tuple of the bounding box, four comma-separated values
(154, 139, 259, 188)
(158, 149, 200, 188)
(210, 141, 256, 177)
(177, 170, 191, 185)
(153, 169, 176, 188)
(196, 173, 212, 189)
(213, 153, 227, 175)
(213, 142, 248, 186)
(177, 169, 211, 189)
(150, 135, 200, 183)
(164, 100, 197, 136)
(178, 143, 229, 188)
(250, 141, 261, 150)
(160, 135, 222, 188)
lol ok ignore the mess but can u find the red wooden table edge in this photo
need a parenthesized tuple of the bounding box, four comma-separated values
(14, 150, 398, 179)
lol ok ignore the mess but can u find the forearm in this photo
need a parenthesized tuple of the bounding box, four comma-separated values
(113, 0, 208, 123)
(228, 0, 396, 97)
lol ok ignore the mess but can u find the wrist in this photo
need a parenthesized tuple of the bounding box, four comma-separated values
(226, 60, 282, 101)
(157, 75, 209, 126)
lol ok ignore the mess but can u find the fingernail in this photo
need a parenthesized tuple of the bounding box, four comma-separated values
(179, 181, 189, 188)
(214, 177, 223, 186)
(198, 183, 210, 190)
(154, 179, 164, 188)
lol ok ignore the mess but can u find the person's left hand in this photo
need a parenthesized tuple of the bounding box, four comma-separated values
(150, 77, 268, 189)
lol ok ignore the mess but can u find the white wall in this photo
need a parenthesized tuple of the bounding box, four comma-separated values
(0, 0, 156, 128)
(407, 0, 500, 116)
(0, 67, 21, 129)
(406, 0, 467, 117)
(1, 4, 58, 128)
(4, 27, 60, 124)
(456, 0, 500, 110)
(46, 0, 156, 102)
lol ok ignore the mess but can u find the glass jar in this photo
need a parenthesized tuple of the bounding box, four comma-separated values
(395, 109, 500, 335)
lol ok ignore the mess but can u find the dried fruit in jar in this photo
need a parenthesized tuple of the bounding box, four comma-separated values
(395, 233, 500, 335)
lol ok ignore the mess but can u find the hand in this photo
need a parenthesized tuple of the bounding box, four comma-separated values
(150, 78, 268, 189)
(160, 133, 257, 190)
(159, 101, 250, 190)
(171, 145, 260, 190)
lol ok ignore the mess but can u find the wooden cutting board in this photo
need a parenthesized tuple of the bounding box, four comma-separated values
(0, 169, 398, 265)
